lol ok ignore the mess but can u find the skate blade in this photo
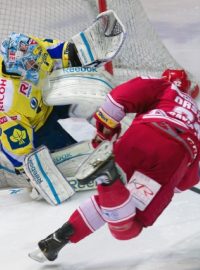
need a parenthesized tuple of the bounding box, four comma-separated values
(75, 140, 113, 181)
(28, 247, 47, 263)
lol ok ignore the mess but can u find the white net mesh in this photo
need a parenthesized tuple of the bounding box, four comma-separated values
(0, 0, 96, 40)
(0, 0, 198, 85)
(107, 0, 181, 80)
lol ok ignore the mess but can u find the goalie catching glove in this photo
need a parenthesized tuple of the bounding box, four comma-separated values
(71, 10, 126, 67)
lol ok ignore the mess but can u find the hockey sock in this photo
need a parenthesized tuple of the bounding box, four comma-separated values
(96, 179, 141, 240)
(108, 218, 143, 240)
(68, 197, 106, 243)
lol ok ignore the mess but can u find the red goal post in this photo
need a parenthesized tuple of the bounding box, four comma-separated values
(98, 0, 114, 75)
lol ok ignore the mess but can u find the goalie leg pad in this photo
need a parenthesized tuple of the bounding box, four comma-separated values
(51, 140, 95, 177)
(51, 141, 97, 192)
(23, 146, 75, 205)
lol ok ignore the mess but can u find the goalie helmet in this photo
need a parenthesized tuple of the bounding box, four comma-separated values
(162, 69, 191, 93)
(1, 33, 54, 85)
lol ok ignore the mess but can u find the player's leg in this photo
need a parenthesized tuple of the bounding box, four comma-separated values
(29, 123, 190, 262)
(29, 194, 106, 262)
(114, 123, 190, 227)
(29, 178, 142, 262)
(76, 122, 191, 237)
(29, 138, 144, 262)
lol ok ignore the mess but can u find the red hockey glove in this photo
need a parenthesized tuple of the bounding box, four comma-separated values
(92, 108, 121, 148)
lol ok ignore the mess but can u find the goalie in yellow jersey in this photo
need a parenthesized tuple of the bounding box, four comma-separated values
(0, 10, 126, 205)
(0, 33, 80, 170)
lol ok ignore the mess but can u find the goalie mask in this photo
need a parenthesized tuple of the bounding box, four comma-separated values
(1, 33, 54, 85)
(162, 69, 191, 93)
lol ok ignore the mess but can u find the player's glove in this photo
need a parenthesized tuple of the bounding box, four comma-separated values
(92, 107, 122, 148)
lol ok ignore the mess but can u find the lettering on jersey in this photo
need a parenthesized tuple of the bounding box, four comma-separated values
(143, 90, 200, 140)
(172, 95, 200, 139)
(4, 124, 30, 149)
(174, 96, 198, 114)
(0, 115, 19, 125)
(0, 78, 14, 112)
(19, 81, 32, 97)
(0, 116, 7, 124)
(187, 137, 198, 160)
(0, 78, 7, 111)
(169, 106, 194, 123)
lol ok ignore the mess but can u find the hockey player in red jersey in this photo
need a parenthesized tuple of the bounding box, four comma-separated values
(29, 69, 200, 262)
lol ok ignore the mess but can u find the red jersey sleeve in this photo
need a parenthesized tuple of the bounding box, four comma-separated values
(110, 77, 170, 113)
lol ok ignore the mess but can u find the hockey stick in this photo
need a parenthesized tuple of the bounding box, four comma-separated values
(190, 186, 200, 194)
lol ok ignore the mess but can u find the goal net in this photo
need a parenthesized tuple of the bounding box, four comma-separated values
(0, 0, 198, 85)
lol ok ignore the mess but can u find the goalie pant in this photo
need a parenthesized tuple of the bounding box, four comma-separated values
(58, 121, 194, 243)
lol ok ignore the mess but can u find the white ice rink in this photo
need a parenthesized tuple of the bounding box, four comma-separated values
(1, 1, 200, 269)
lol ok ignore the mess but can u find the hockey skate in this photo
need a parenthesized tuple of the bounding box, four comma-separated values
(28, 222, 74, 262)
(75, 140, 119, 185)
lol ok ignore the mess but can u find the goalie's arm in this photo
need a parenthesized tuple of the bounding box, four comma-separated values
(45, 10, 126, 69)
(45, 41, 82, 68)
(39, 10, 126, 72)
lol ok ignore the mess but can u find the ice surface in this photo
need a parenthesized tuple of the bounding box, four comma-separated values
(1, 1, 200, 269)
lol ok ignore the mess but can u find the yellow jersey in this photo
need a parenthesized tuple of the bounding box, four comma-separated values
(0, 37, 70, 168)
